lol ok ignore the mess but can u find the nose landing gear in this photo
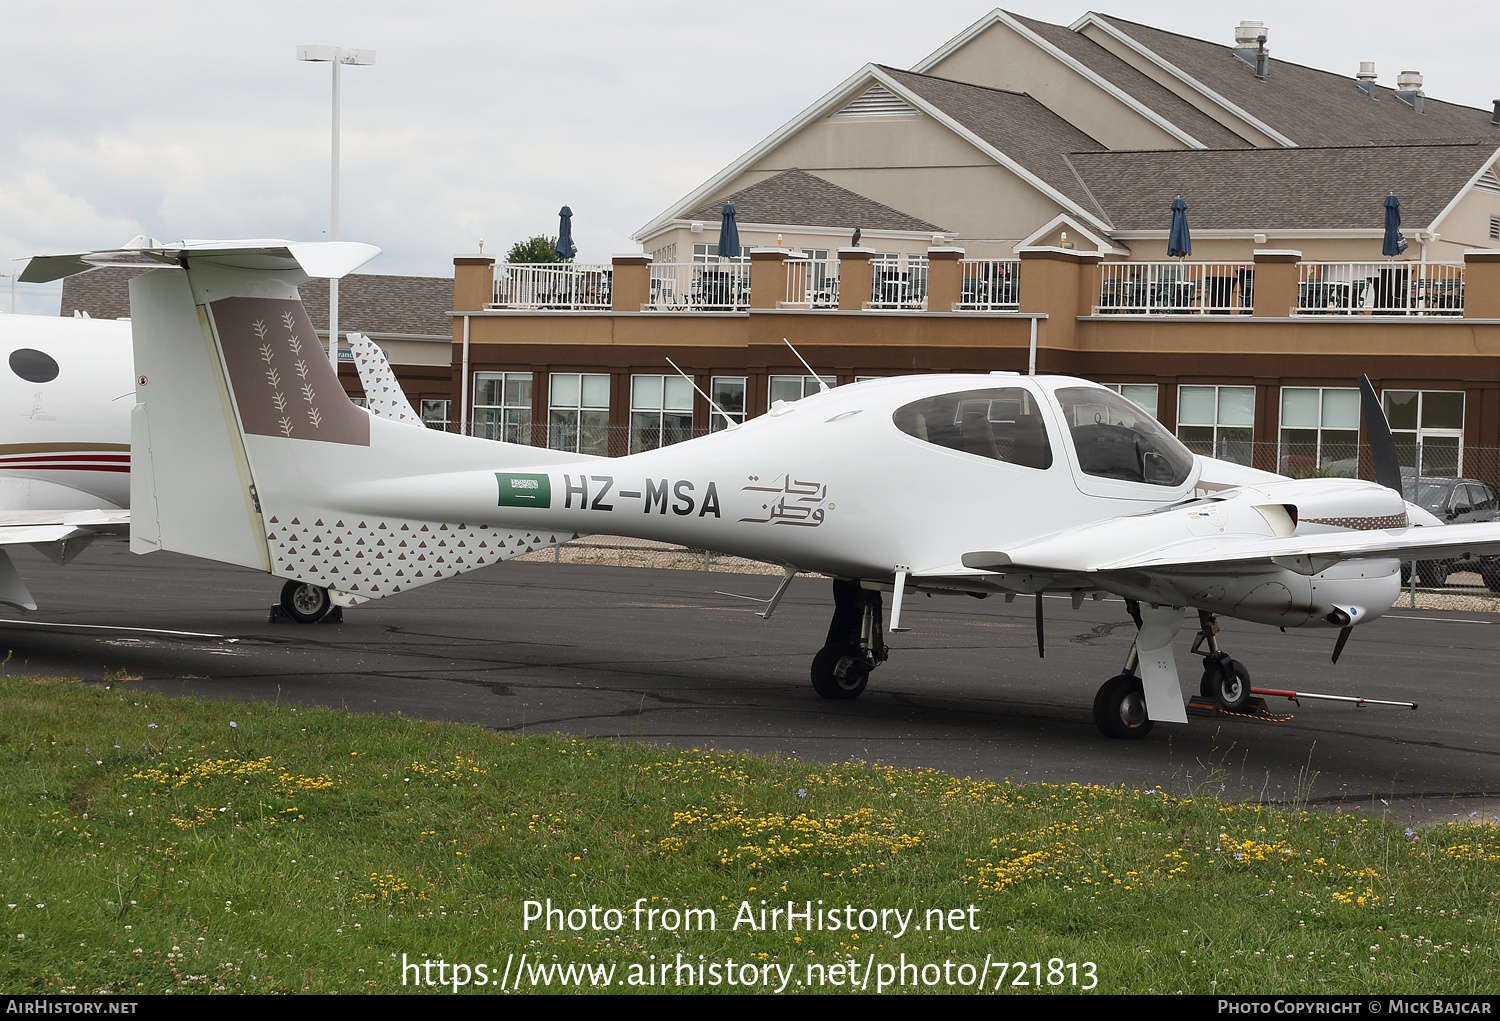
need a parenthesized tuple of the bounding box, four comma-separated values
(1191, 611, 1251, 711)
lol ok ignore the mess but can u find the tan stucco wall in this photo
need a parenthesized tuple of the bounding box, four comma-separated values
(1075, 21, 1276, 147)
(1433, 177, 1500, 252)
(923, 19, 1190, 151)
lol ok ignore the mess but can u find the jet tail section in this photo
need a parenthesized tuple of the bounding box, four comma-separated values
(125, 242, 593, 605)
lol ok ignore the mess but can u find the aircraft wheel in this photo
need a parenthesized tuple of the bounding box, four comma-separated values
(1483, 562, 1500, 594)
(1093, 673, 1153, 739)
(1418, 561, 1449, 588)
(1202, 656, 1250, 711)
(280, 580, 332, 624)
(810, 643, 870, 700)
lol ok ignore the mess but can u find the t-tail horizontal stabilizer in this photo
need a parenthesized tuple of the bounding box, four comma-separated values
(118, 241, 594, 607)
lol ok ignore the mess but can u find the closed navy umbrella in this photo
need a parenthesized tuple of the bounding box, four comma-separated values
(554, 206, 577, 260)
(718, 203, 742, 258)
(1167, 196, 1192, 259)
(1382, 193, 1408, 258)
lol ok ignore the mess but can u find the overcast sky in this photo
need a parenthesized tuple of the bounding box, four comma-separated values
(2, 0, 1495, 311)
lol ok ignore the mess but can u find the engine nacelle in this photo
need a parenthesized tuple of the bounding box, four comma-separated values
(1177, 558, 1400, 628)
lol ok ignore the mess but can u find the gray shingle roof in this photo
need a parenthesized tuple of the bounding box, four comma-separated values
(59, 267, 453, 338)
(1094, 14, 1500, 147)
(1008, 13, 1251, 149)
(684, 168, 945, 232)
(877, 66, 1112, 226)
(1067, 141, 1499, 231)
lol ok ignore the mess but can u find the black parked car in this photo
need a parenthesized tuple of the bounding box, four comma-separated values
(1401, 476, 1500, 590)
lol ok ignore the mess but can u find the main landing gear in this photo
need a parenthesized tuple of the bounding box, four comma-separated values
(1092, 604, 1251, 739)
(810, 579, 888, 699)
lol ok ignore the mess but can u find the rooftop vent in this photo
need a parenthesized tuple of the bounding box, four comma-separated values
(1356, 61, 1378, 99)
(1231, 21, 1270, 78)
(1395, 70, 1424, 113)
(1492, 100, 1499, 127)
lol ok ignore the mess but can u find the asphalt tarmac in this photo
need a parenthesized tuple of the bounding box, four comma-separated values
(4, 536, 1497, 822)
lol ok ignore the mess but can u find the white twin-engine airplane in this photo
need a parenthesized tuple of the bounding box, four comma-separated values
(28, 239, 1500, 739)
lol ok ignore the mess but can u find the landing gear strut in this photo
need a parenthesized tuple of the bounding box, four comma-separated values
(1190, 610, 1251, 711)
(811, 579, 887, 699)
(1094, 600, 1154, 738)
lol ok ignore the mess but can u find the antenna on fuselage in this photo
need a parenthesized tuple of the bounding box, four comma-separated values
(783, 338, 831, 393)
(665, 356, 739, 431)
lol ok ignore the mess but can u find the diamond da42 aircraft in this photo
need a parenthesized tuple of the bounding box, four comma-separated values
(27, 239, 1500, 739)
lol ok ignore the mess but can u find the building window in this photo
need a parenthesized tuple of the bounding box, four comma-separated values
(1102, 383, 1159, 420)
(710, 376, 746, 432)
(769, 374, 835, 407)
(1177, 384, 1254, 465)
(692, 243, 748, 263)
(1384, 389, 1465, 476)
(472, 372, 533, 443)
(549, 372, 610, 455)
(630, 374, 693, 453)
(349, 396, 368, 409)
(1278, 387, 1358, 477)
(420, 399, 451, 432)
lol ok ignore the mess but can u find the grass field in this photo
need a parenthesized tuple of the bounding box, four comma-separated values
(2, 674, 1496, 995)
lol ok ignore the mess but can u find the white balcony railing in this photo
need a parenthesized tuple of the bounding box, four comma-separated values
(1097, 262, 1253, 314)
(647, 260, 751, 311)
(868, 254, 928, 310)
(957, 259, 1020, 310)
(1295, 262, 1464, 316)
(783, 258, 840, 308)
(492, 263, 612, 309)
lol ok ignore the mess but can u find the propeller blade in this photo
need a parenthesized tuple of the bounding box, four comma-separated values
(1359, 374, 1402, 494)
(1331, 625, 1353, 664)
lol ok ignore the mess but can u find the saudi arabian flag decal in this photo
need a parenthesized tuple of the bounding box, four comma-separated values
(496, 473, 551, 508)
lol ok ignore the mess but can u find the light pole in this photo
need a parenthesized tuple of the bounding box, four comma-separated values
(296, 44, 376, 363)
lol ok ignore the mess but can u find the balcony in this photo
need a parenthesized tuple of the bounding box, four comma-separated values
(647, 261, 752, 311)
(492, 263, 612, 310)
(1295, 262, 1463, 316)
(1097, 262, 1253, 314)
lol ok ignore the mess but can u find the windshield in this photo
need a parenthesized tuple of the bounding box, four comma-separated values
(1400, 480, 1451, 514)
(1054, 386, 1194, 487)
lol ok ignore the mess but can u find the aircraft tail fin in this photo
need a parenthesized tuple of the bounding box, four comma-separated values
(106, 241, 588, 605)
(348, 333, 424, 426)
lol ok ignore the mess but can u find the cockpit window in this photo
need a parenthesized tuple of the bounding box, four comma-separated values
(1055, 387, 1194, 486)
(892, 387, 1052, 470)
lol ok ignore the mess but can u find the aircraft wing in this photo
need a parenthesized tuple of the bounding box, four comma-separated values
(0, 510, 129, 610)
(960, 521, 1500, 578)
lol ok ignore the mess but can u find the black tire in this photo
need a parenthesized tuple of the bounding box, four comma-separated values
(810, 643, 870, 700)
(280, 580, 332, 623)
(1483, 562, 1500, 595)
(1093, 673, 1153, 739)
(1202, 657, 1250, 711)
(1418, 561, 1449, 588)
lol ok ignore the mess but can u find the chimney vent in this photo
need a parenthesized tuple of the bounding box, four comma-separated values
(1355, 61, 1378, 98)
(1492, 100, 1499, 127)
(1395, 70, 1424, 113)
(1232, 21, 1269, 76)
